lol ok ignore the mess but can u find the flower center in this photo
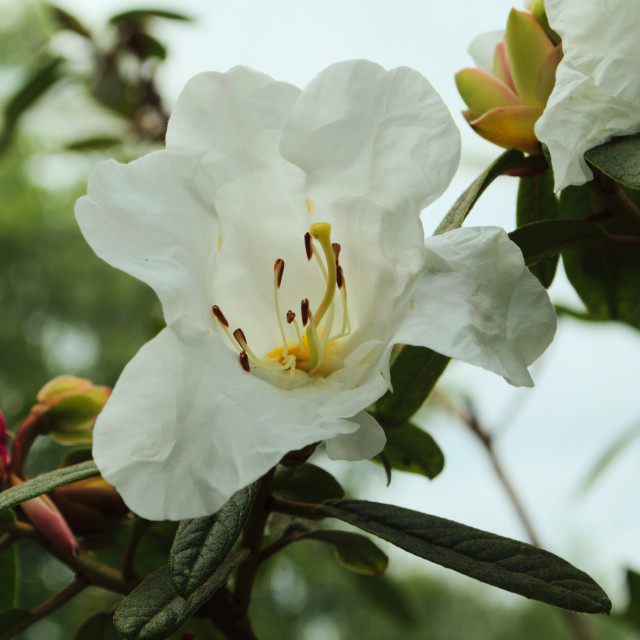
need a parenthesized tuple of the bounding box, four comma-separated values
(212, 222, 351, 380)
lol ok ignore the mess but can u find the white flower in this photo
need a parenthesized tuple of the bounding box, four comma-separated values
(76, 61, 556, 520)
(535, 0, 640, 191)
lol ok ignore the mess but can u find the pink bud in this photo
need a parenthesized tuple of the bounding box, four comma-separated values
(11, 474, 80, 557)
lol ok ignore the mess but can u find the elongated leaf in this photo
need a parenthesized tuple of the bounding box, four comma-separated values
(0, 609, 31, 630)
(115, 551, 248, 640)
(315, 499, 611, 614)
(516, 169, 559, 287)
(585, 133, 640, 190)
(48, 5, 92, 38)
(376, 346, 449, 427)
(625, 569, 640, 631)
(508, 219, 606, 265)
(272, 464, 344, 503)
(67, 137, 122, 152)
(0, 511, 19, 610)
(560, 185, 640, 328)
(378, 422, 444, 480)
(109, 9, 193, 24)
(434, 149, 539, 234)
(169, 483, 257, 597)
(74, 611, 120, 640)
(0, 461, 99, 512)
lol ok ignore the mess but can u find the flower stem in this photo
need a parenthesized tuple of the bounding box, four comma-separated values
(9, 408, 47, 477)
(0, 576, 88, 640)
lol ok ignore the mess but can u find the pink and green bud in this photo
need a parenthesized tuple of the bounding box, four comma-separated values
(529, 0, 561, 45)
(35, 375, 111, 445)
(456, 6, 561, 154)
(11, 474, 80, 557)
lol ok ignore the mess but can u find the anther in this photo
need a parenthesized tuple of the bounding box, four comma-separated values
(304, 232, 313, 261)
(233, 328, 247, 348)
(212, 305, 229, 328)
(286, 310, 296, 324)
(301, 298, 310, 326)
(336, 265, 344, 289)
(239, 350, 251, 372)
(274, 259, 285, 288)
(332, 243, 341, 263)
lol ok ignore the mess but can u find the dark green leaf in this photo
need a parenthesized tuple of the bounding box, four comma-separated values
(131, 33, 168, 60)
(74, 611, 120, 640)
(315, 499, 611, 614)
(0, 511, 19, 610)
(0, 609, 30, 629)
(509, 219, 606, 265)
(114, 551, 248, 640)
(2, 58, 64, 139)
(625, 569, 640, 631)
(559, 185, 640, 328)
(169, 482, 258, 597)
(516, 169, 559, 287)
(585, 134, 640, 190)
(376, 346, 449, 427)
(48, 5, 92, 38)
(272, 463, 344, 503)
(378, 422, 444, 480)
(67, 137, 123, 151)
(0, 461, 99, 512)
(109, 9, 193, 25)
(434, 150, 542, 235)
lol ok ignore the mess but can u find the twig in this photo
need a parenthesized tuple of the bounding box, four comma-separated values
(0, 576, 89, 640)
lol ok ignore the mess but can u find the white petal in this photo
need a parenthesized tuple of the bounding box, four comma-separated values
(76, 151, 218, 327)
(394, 227, 557, 387)
(468, 30, 504, 72)
(93, 316, 359, 520)
(535, 0, 640, 191)
(280, 60, 460, 215)
(326, 410, 386, 461)
(166, 67, 301, 188)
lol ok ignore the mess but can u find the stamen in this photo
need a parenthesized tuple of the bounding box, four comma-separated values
(212, 305, 229, 327)
(273, 259, 288, 355)
(336, 265, 344, 289)
(233, 328, 261, 363)
(306, 310, 322, 371)
(286, 310, 295, 324)
(332, 242, 341, 264)
(304, 232, 313, 261)
(288, 310, 303, 346)
(239, 350, 251, 372)
(301, 298, 310, 326)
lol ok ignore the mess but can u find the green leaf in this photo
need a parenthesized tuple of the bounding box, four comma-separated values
(60, 446, 93, 467)
(378, 422, 444, 480)
(0, 511, 19, 610)
(131, 33, 168, 60)
(0, 461, 99, 512)
(559, 185, 640, 328)
(114, 551, 248, 640)
(516, 169, 559, 287)
(376, 346, 449, 427)
(272, 463, 344, 503)
(508, 218, 606, 265)
(434, 149, 541, 235)
(0, 609, 30, 629)
(169, 482, 258, 597)
(315, 499, 611, 614)
(67, 136, 122, 152)
(109, 9, 193, 25)
(585, 134, 640, 190)
(48, 5, 92, 38)
(74, 611, 120, 640)
(0, 58, 64, 150)
(625, 569, 640, 631)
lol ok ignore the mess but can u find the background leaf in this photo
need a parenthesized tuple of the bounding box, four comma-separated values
(109, 9, 193, 24)
(0, 461, 99, 511)
(516, 169, 559, 287)
(585, 134, 640, 190)
(114, 551, 248, 640)
(169, 482, 258, 597)
(315, 499, 611, 615)
(74, 611, 120, 640)
(272, 463, 344, 504)
(376, 346, 449, 427)
(0, 511, 19, 611)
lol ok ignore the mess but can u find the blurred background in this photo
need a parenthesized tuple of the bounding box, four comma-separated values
(1, 0, 640, 638)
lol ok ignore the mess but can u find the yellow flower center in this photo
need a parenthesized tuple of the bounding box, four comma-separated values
(212, 221, 350, 379)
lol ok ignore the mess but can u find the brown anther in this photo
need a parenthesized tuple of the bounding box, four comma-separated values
(286, 310, 296, 324)
(212, 305, 229, 328)
(304, 232, 313, 261)
(274, 259, 285, 288)
(332, 242, 341, 264)
(336, 265, 344, 289)
(301, 298, 310, 326)
(233, 328, 247, 347)
(239, 350, 251, 372)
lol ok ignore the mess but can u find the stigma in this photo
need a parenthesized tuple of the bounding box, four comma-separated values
(212, 221, 350, 379)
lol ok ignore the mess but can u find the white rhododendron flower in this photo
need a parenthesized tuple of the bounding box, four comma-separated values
(76, 60, 556, 520)
(535, 0, 640, 190)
